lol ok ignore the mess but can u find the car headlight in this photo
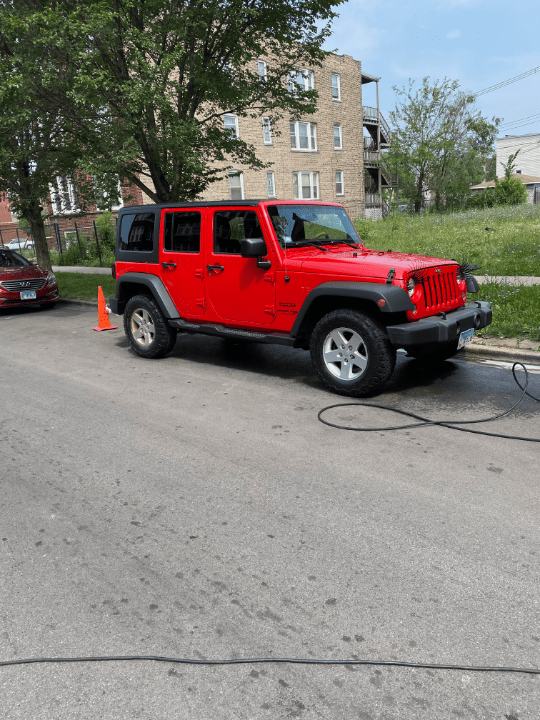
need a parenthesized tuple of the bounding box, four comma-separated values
(46, 272, 57, 286)
(456, 269, 465, 284)
(407, 278, 416, 297)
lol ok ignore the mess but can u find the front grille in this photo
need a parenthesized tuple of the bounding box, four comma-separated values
(423, 270, 459, 310)
(0, 278, 46, 291)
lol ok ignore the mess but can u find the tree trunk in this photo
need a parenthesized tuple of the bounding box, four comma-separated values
(23, 201, 52, 272)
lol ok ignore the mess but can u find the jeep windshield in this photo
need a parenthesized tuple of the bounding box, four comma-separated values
(266, 205, 362, 250)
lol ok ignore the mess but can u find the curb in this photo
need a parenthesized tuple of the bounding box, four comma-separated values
(466, 343, 540, 364)
(58, 298, 99, 308)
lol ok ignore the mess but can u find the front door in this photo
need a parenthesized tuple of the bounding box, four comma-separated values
(205, 208, 276, 326)
(160, 208, 207, 317)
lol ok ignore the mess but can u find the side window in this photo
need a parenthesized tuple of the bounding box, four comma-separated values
(214, 210, 262, 255)
(164, 211, 201, 253)
(119, 212, 155, 252)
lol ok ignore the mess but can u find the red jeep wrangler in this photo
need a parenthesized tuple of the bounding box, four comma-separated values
(110, 200, 491, 396)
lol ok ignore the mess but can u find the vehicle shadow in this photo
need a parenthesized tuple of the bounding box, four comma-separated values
(115, 330, 466, 400)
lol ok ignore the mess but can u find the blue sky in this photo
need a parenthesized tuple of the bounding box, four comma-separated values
(325, 0, 540, 139)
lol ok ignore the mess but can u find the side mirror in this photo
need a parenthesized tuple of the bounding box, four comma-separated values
(240, 238, 271, 270)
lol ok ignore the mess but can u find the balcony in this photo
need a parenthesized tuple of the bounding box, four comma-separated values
(362, 106, 392, 146)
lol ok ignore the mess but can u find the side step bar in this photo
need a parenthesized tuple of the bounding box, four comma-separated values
(168, 318, 297, 347)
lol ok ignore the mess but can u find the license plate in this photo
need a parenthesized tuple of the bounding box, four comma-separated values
(458, 328, 474, 350)
(20, 290, 36, 300)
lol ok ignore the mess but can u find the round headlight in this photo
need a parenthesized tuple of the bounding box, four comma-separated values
(407, 278, 416, 297)
(456, 269, 465, 283)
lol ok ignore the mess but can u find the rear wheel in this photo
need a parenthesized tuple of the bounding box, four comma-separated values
(124, 295, 177, 359)
(310, 309, 396, 397)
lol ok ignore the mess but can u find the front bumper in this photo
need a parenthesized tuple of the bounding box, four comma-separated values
(386, 301, 492, 351)
(0, 288, 59, 309)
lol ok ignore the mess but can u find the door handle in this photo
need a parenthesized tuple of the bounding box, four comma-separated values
(206, 264, 224, 272)
(161, 261, 177, 268)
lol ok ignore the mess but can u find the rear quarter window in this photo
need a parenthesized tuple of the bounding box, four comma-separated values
(119, 213, 155, 252)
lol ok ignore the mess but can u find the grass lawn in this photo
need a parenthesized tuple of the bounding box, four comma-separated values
(354, 203, 540, 277)
(475, 282, 540, 341)
(56, 273, 116, 302)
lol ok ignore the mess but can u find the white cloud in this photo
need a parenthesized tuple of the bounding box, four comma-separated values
(447, 29, 461, 39)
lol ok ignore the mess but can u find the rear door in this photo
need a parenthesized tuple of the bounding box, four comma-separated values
(205, 208, 276, 326)
(159, 208, 207, 317)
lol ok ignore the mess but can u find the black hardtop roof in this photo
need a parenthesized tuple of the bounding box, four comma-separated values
(119, 200, 264, 213)
(118, 200, 343, 214)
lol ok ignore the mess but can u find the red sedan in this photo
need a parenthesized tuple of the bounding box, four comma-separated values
(0, 247, 58, 310)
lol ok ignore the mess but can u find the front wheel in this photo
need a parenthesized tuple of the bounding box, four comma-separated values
(124, 295, 177, 359)
(310, 309, 396, 397)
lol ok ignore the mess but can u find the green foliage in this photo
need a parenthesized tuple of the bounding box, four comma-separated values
(95, 212, 116, 254)
(386, 77, 499, 212)
(11, 0, 343, 204)
(493, 176, 528, 206)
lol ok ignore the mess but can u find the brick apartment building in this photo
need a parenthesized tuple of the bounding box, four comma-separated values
(193, 52, 394, 220)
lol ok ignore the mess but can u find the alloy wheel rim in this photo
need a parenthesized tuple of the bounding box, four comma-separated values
(130, 308, 155, 347)
(322, 326, 368, 381)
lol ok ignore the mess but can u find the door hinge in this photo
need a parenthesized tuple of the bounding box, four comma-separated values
(264, 305, 276, 315)
(194, 269, 204, 279)
(263, 273, 276, 284)
(196, 297, 206, 309)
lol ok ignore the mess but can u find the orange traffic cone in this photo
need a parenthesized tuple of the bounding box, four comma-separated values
(93, 286, 118, 332)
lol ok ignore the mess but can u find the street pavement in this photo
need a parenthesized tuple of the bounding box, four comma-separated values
(1, 302, 540, 719)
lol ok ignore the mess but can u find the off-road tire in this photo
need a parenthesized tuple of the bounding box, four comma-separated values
(124, 294, 177, 359)
(310, 309, 396, 397)
(409, 340, 461, 363)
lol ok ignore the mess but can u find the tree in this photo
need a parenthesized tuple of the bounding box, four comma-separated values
(0, 11, 121, 271)
(385, 78, 499, 212)
(11, 0, 342, 206)
(493, 150, 528, 205)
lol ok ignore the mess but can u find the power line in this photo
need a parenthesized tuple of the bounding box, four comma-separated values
(500, 113, 540, 130)
(474, 66, 540, 98)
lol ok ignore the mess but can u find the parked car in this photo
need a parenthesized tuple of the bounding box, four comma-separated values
(4, 238, 34, 251)
(0, 248, 58, 310)
(110, 200, 491, 396)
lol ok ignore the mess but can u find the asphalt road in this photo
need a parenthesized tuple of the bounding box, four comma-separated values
(1, 302, 540, 720)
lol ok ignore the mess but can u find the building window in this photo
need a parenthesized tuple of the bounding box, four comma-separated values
(333, 123, 343, 149)
(290, 122, 317, 151)
(262, 117, 272, 145)
(258, 60, 267, 81)
(224, 114, 239, 138)
(287, 68, 314, 94)
(335, 171, 344, 196)
(331, 73, 341, 100)
(267, 172, 276, 198)
(229, 172, 244, 200)
(50, 177, 79, 214)
(94, 176, 124, 211)
(293, 172, 319, 200)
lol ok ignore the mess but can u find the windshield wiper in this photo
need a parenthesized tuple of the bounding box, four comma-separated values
(291, 240, 329, 252)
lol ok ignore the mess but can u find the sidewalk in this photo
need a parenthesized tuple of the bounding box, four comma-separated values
(53, 265, 111, 274)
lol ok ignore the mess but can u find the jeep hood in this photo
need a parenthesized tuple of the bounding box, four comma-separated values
(286, 247, 458, 281)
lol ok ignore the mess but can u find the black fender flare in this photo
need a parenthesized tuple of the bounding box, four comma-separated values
(290, 281, 413, 337)
(111, 273, 179, 319)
